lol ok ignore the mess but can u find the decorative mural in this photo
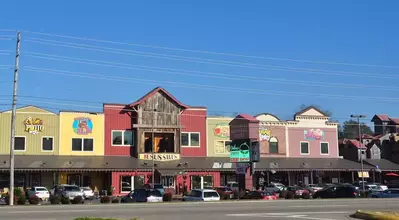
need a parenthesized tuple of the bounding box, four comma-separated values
(214, 123, 230, 138)
(259, 125, 271, 141)
(304, 129, 324, 140)
(24, 117, 44, 135)
(73, 117, 93, 135)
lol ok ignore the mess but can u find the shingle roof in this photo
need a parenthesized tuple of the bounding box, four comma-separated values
(128, 87, 190, 108)
(364, 159, 399, 171)
(254, 158, 374, 171)
(372, 114, 390, 122)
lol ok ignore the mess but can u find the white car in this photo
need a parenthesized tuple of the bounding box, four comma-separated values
(183, 189, 220, 202)
(27, 186, 50, 201)
(80, 187, 94, 199)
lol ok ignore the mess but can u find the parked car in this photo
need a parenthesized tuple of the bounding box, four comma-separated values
(27, 186, 50, 201)
(285, 186, 310, 197)
(264, 182, 285, 193)
(183, 189, 220, 202)
(80, 186, 94, 199)
(369, 188, 399, 198)
(143, 184, 165, 196)
(52, 184, 84, 200)
(313, 185, 359, 199)
(121, 189, 163, 203)
(306, 184, 323, 193)
(214, 186, 234, 198)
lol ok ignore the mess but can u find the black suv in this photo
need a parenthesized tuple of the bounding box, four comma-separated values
(313, 185, 359, 199)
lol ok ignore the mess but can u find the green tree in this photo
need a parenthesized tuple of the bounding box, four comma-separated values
(340, 119, 373, 139)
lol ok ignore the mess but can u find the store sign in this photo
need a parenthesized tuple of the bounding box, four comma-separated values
(259, 126, 271, 141)
(236, 163, 249, 174)
(73, 117, 93, 135)
(230, 139, 250, 163)
(304, 129, 324, 140)
(139, 153, 180, 161)
(24, 117, 43, 135)
(214, 123, 230, 138)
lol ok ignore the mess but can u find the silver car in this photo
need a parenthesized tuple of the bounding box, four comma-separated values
(58, 185, 84, 200)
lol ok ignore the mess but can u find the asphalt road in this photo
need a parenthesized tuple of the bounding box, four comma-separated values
(0, 198, 399, 220)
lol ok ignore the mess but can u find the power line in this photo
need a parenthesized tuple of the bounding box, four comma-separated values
(21, 51, 399, 92)
(21, 29, 399, 69)
(20, 53, 399, 91)
(22, 66, 399, 103)
(23, 38, 395, 79)
(0, 29, 16, 32)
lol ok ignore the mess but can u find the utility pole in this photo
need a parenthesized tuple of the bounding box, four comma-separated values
(151, 106, 156, 187)
(351, 114, 367, 196)
(9, 31, 21, 206)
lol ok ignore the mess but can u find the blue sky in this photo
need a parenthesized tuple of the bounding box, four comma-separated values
(0, 0, 398, 126)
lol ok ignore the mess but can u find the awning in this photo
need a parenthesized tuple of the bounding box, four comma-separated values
(157, 169, 181, 175)
(364, 159, 399, 171)
(253, 158, 375, 171)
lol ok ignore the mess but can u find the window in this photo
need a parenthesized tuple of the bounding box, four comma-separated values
(161, 176, 175, 188)
(300, 142, 309, 155)
(112, 130, 133, 146)
(320, 142, 329, 155)
(72, 138, 94, 151)
(214, 140, 231, 154)
(120, 175, 145, 193)
(15, 137, 25, 151)
(42, 137, 53, 151)
(181, 132, 200, 147)
(269, 137, 278, 154)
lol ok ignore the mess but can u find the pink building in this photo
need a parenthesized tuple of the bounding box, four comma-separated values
(287, 106, 339, 158)
(255, 106, 339, 158)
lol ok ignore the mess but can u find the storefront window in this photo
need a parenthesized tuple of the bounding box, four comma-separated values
(121, 176, 132, 192)
(83, 175, 91, 187)
(67, 174, 81, 186)
(29, 173, 41, 187)
(120, 175, 145, 193)
(191, 176, 201, 189)
(191, 175, 214, 189)
(161, 176, 175, 188)
(15, 174, 25, 188)
(203, 176, 213, 189)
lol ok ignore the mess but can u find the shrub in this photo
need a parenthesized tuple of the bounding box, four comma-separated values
(111, 197, 120, 203)
(232, 190, 246, 199)
(14, 188, 24, 198)
(285, 191, 295, 199)
(28, 196, 40, 205)
(16, 196, 26, 205)
(49, 195, 61, 204)
(71, 196, 84, 204)
(162, 192, 172, 202)
(279, 190, 288, 199)
(61, 196, 70, 204)
(301, 191, 311, 199)
(100, 196, 111, 203)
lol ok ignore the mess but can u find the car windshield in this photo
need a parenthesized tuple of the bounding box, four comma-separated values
(153, 185, 163, 189)
(35, 187, 47, 191)
(64, 186, 80, 192)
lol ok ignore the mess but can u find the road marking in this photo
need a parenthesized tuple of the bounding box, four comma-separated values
(289, 205, 348, 208)
(7, 209, 96, 214)
(227, 212, 347, 220)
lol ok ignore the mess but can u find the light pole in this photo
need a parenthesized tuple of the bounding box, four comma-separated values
(350, 114, 366, 195)
(152, 107, 156, 187)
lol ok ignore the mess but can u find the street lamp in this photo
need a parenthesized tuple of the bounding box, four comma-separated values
(350, 114, 367, 195)
(152, 107, 157, 187)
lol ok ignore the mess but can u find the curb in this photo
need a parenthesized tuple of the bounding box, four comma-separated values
(351, 210, 399, 220)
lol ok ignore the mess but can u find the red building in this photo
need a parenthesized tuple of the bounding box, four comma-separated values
(103, 87, 222, 195)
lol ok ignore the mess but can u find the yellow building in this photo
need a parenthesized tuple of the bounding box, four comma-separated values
(59, 111, 104, 156)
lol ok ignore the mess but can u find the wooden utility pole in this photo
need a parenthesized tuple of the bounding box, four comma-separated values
(9, 31, 20, 206)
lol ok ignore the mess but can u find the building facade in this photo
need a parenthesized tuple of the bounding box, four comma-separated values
(206, 116, 233, 157)
(59, 111, 105, 156)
